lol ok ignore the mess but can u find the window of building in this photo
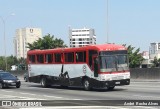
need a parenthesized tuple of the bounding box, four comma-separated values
(45, 54, 53, 63)
(76, 51, 86, 62)
(29, 55, 35, 63)
(37, 54, 44, 63)
(65, 52, 74, 63)
(30, 29, 33, 33)
(55, 53, 62, 63)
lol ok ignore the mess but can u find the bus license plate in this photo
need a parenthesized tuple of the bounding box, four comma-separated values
(115, 82, 120, 84)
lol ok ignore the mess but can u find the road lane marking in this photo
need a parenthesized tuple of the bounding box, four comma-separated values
(42, 95, 62, 98)
(20, 92, 36, 96)
(127, 85, 160, 88)
(133, 95, 160, 99)
(136, 106, 158, 109)
(73, 99, 83, 100)
(20, 106, 129, 109)
(0, 90, 14, 92)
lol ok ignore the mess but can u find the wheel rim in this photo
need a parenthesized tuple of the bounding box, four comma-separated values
(0, 83, 2, 89)
(41, 78, 45, 87)
(84, 80, 89, 90)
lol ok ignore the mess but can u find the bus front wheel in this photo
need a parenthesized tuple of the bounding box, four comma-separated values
(83, 79, 91, 91)
(108, 86, 115, 90)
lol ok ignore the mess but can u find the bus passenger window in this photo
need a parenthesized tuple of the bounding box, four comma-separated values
(76, 51, 86, 62)
(65, 52, 74, 63)
(55, 53, 62, 63)
(46, 54, 53, 63)
(37, 54, 44, 63)
(29, 55, 35, 63)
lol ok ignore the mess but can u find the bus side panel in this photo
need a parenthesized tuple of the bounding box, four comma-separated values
(28, 63, 95, 86)
(29, 64, 62, 84)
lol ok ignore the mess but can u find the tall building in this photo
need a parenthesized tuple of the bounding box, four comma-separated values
(69, 27, 96, 47)
(149, 42, 160, 59)
(14, 28, 42, 59)
(141, 42, 160, 68)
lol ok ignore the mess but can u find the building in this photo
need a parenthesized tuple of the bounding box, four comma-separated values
(149, 42, 160, 59)
(69, 27, 96, 47)
(14, 28, 42, 59)
(141, 42, 160, 68)
(141, 51, 152, 68)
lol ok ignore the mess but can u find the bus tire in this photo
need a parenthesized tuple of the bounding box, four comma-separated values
(60, 85, 68, 89)
(24, 77, 28, 82)
(0, 83, 4, 89)
(83, 79, 91, 91)
(40, 78, 48, 88)
(108, 86, 115, 90)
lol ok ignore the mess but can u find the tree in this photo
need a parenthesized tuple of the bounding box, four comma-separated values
(124, 45, 144, 68)
(0, 56, 5, 70)
(27, 34, 67, 50)
(7, 55, 18, 70)
(152, 57, 160, 67)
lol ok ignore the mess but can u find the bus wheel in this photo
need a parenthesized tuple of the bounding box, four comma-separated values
(108, 86, 115, 90)
(40, 78, 47, 88)
(83, 79, 91, 91)
(0, 83, 4, 89)
(60, 85, 68, 89)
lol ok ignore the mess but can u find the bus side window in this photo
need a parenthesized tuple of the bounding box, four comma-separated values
(76, 51, 86, 62)
(37, 54, 44, 63)
(29, 55, 35, 63)
(65, 52, 74, 63)
(45, 54, 53, 63)
(55, 53, 62, 63)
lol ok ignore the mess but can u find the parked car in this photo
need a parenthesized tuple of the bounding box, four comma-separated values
(0, 72, 21, 89)
(24, 72, 29, 82)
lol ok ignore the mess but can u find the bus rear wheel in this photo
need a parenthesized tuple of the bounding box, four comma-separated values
(83, 79, 91, 91)
(41, 78, 48, 88)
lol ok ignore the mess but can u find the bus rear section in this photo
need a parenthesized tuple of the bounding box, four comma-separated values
(27, 44, 130, 91)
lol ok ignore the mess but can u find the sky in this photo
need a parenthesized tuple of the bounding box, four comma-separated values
(0, 0, 160, 56)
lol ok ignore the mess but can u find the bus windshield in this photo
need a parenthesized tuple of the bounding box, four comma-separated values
(99, 56, 117, 72)
(99, 51, 129, 72)
(117, 55, 129, 71)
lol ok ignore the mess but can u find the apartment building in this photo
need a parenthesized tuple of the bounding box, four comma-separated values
(69, 28, 96, 47)
(14, 28, 42, 58)
(149, 42, 160, 59)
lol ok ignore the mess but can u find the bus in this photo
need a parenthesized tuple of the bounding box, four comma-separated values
(27, 44, 130, 90)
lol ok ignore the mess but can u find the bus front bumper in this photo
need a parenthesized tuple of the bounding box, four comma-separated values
(92, 79, 130, 88)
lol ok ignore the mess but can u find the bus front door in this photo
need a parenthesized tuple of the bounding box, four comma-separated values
(92, 56, 98, 77)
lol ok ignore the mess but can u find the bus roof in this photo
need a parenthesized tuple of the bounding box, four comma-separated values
(27, 44, 126, 54)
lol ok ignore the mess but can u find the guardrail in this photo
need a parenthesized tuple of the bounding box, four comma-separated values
(9, 68, 160, 80)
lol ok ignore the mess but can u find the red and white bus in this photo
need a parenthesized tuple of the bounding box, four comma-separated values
(27, 44, 130, 90)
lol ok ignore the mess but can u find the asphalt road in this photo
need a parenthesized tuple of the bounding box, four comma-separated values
(0, 80, 160, 109)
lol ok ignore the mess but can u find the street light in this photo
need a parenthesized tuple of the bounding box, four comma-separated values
(106, 0, 109, 43)
(0, 13, 15, 71)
